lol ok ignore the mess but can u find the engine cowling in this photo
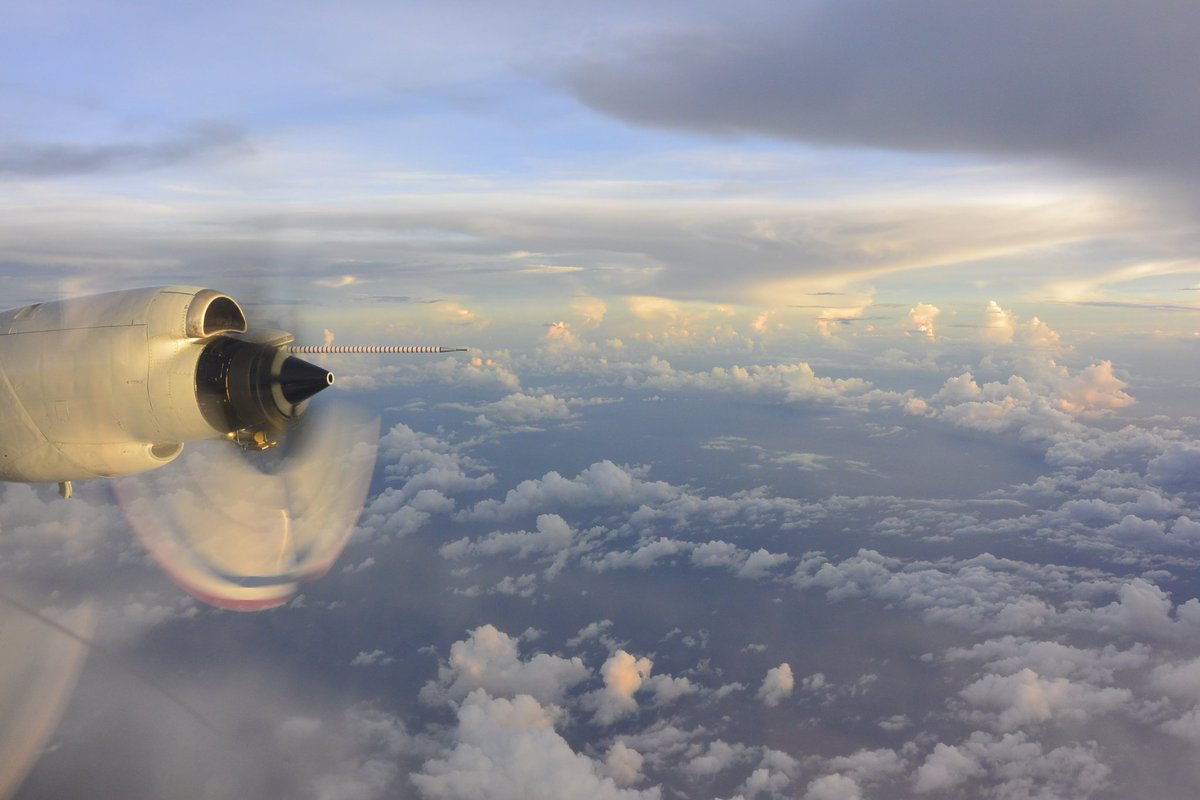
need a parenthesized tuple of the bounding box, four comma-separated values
(0, 286, 331, 481)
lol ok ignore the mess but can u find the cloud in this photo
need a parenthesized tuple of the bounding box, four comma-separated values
(803, 773, 862, 800)
(471, 392, 575, 426)
(943, 636, 1150, 684)
(681, 739, 750, 780)
(461, 460, 675, 522)
(412, 690, 661, 800)
(336, 357, 520, 394)
(314, 275, 358, 289)
(0, 123, 250, 177)
(1159, 708, 1200, 746)
(421, 625, 590, 707)
(573, 296, 608, 326)
(688, 541, 791, 579)
(1051, 361, 1134, 415)
(566, 2, 1200, 184)
(913, 743, 983, 794)
(906, 302, 940, 338)
(757, 663, 794, 707)
(349, 649, 394, 667)
(605, 741, 646, 787)
(917, 355, 1135, 465)
(631, 359, 902, 410)
(644, 674, 698, 706)
(981, 301, 1015, 343)
(1148, 443, 1200, 493)
(911, 731, 1111, 799)
(544, 321, 592, 352)
(958, 668, 1131, 731)
(441, 513, 575, 561)
(358, 423, 495, 529)
(585, 650, 654, 726)
(567, 619, 619, 650)
(793, 549, 1065, 632)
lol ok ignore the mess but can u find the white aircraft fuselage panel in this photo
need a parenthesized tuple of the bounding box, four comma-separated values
(0, 286, 243, 481)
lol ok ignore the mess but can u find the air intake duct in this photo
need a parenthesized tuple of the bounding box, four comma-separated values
(195, 336, 334, 435)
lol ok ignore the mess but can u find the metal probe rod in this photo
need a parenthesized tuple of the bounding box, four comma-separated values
(287, 345, 468, 354)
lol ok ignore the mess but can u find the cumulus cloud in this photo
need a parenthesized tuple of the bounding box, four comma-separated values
(625, 295, 744, 342)
(585, 650, 654, 726)
(632, 359, 898, 410)
(915, 356, 1136, 470)
(913, 743, 983, 793)
(688, 540, 791, 579)
(413, 690, 660, 800)
(906, 302, 940, 338)
(371, 423, 494, 501)
(757, 663, 794, 707)
(793, 549, 1066, 632)
(441, 514, 575, 561)
(606, 741, 646, 787)
(1050, 361, 1134, 415)
(461, 460, 675, 522)
(681, 739, 750, 780)
(473, 392, 574, 426)
(573, 295, 608, 326)
(421, 625, 590, 707)
(1159, 707, 1200, 746)
(981, 301, 1016, 343)
(644, 674, 698, 706)
(803, 773, 863, 800)
(911, 731, 1111, 799)
(943, 636, 1150, 684)
(1148, 443, 1200, 493)
(958, 668, 1131, 730)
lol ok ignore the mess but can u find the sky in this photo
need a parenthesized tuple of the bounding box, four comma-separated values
(5, 1, 1200, 798)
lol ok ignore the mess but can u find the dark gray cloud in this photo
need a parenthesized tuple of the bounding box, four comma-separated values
(0, 123, 250, 178)
(567, 1, 1200, 181)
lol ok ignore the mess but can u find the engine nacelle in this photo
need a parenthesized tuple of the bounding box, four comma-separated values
(0, 286, 331, 482)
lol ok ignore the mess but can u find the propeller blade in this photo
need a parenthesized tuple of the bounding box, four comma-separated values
(113, 401, 379, 611)
(0, 594, 93, 800)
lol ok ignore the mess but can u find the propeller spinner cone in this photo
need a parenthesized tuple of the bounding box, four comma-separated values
(278, 355, 334, 405)
(196, 337, 336, 436)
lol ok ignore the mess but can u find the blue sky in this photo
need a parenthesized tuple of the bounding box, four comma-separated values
(6, 3, 1200, 799)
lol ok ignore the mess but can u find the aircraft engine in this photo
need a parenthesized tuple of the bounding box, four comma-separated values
(0, 285, 332, 482)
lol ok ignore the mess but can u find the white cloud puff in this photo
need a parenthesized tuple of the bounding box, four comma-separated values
(913, 743, 983, 793)
(413, 690, 660, 800)
(907, 301, 940, 338)
(585, 650, 654, 726)
(605, 741, 646, 787)
(573, 295, 608, 326)
(943, 636, 1149, 684)
(682, 739, 750, 779)
(981, 300, 1015, 343)
(1148, 443, 1200, 492)
(757, 663, 794, 707)
(473, 392, 575, 426)
(804, 773, 863, 800)
(912, 731, 1110, 799)
(441, 513, 575, 560)
(462, 460, 676, 522)
(644, 674, 698, 706)
(958, 668, 1131, 730)
(421, 625, 590, 707)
